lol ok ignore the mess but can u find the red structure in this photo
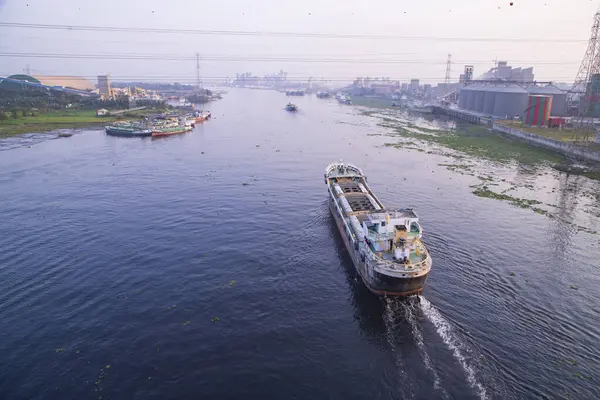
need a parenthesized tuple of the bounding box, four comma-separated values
(525, 95, 552, 126)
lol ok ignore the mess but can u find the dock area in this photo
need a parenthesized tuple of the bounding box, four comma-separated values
(433, 106, 491, 126)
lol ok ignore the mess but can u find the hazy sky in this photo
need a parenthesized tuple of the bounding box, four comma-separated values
(0, 0, 597, 84)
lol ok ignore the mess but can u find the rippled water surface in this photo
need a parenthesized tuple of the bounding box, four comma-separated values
(0, 89, 599, 399)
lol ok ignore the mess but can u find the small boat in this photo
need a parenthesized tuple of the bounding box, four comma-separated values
(325, 161, 432, 296)
(316, 91, 331, 99)
(191, 110, 212, 123)
(285, 103, 298, 112)
(337, 95, 352, 105)
(106, 123, 152, 137)
(286, 89, 305, 96)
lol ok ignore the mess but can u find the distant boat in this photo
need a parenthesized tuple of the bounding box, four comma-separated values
(337, 95, 352, 105)
(286, 89, 305, 96)
(316, 91, 331, 99)
(151, 117, 191, 137)
(58, 132, 73, 138)
(106, 123, 152, 137)
(285, 103, 298, 112)
(191, 110, 211, 123)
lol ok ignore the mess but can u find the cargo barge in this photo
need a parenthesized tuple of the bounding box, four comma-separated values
(325, 162, 432, 296)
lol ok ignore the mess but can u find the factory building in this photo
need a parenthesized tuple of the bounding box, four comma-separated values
(458, 83, 567, 118)
(480, 61, 534, 82)
(34, 75, 95, 91)
(98, 75, 111, 98)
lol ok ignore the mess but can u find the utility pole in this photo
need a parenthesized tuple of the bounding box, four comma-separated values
(195, 52, 202, 92)
(444, 54, 452, 87)
(570, 8, 600, 142)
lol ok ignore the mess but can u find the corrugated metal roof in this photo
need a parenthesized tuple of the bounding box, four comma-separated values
(527, 84, 565, 95)
(485, 84, 529, 94)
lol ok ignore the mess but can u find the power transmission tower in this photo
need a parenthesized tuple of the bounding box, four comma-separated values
(444, 54, 452, 87)
(195, 52, 202, 91)
(570, 9, 600, 142)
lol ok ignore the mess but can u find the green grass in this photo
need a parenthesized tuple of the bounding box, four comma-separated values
(0, 107, 167, 137)
(385, 122, 567, 165)
(0, 109, 119, 136)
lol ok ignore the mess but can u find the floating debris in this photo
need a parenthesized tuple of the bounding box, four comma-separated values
(510, 272, 516, 277)
(229, 280, 236, 286)
(211, 317, 220, 322)
(55, 348, 65, 353)
(570, 285, 579, 290)
(183, 320, 190, 326)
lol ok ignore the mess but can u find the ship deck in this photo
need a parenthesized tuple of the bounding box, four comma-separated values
(334, 181, 378, 212)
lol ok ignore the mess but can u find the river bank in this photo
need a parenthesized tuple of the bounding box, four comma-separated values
(0, 108, 165, 137)
(359, 105, 600, 236)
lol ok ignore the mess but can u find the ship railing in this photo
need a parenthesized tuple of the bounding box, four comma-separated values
(362, 244, 429, 272)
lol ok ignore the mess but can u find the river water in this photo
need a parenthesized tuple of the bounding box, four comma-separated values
(0, 88, 598, 399)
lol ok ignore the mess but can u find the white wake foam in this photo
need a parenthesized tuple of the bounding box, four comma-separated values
(419, 297, 489, 400)
(403, 301, 449, 399)
(383, 299, 414, 399)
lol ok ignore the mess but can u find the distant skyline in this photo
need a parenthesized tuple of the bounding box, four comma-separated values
(0, 0, 598, 84)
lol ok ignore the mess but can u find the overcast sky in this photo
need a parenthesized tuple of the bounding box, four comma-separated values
(0, 0, 597, 84)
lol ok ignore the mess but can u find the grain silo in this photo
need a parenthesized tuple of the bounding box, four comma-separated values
(527, 84, 567, 116)
(473, 87, 486, 113)
(483, 88, 496, 115)
(465, 85, 477, 111)
(492, 84, 529, 118)
(458, 88, 468, 109)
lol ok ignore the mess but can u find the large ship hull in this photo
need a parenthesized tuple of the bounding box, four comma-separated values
(329, 200, 428, 296)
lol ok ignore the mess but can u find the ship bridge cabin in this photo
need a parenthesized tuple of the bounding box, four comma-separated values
(358, 210, 424, 263)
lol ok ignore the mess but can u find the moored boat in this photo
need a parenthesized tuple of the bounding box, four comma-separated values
(106, 123, 152, 137)
(325, 162, 432, 296)
(316, 91, 331, 99)
(151, 117, 191, 137)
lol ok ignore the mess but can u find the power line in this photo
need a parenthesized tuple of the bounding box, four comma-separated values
(0, 51, 582, 65)
(0, 22, 588, 43)
(0, 74, 578, 83)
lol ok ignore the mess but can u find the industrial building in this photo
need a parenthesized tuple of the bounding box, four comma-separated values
(98, 74, 111, 98)
(458, 83, 567, 118)
(479, 61, 534, 82)
(409, 79, 420, 92)
(33, 75, 95, 91)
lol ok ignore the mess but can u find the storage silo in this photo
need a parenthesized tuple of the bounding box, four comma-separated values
(493, 84, 529, 118)
(473, 88, 486, 113)
(465, 85, 477, 111)
(527, 84, 567, 116)
(458, 88, 468, 109)
(483, 88, 496, 115)
(525, 95, 552, 126)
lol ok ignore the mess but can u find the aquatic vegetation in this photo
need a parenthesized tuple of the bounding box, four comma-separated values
(472, 188, 542, 209)
(211, 317, 220, 322)
(229, 280, 236, 286)
(55, 348, 64, 353)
